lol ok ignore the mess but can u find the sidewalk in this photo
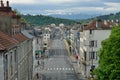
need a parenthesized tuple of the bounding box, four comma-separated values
(70, 56, 89, 80)
(63, 39, 88, 80)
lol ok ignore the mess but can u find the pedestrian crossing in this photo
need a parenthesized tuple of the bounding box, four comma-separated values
(47, 68, 74, 71)
(36, 67, 74, 71)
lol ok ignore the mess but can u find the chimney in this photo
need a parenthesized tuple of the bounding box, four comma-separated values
(96, 19, 102, 29)
(1, 0, 4, 7)
(6, 0, 9, 7)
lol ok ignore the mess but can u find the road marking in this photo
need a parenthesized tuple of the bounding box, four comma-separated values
(59, 68, 61, 70)
(47, 68, 74, 71)
(72, 68, 74, 70)
(48, 68, 49, 70)
(50, 68, 52, 70)
(69, 68, 71, 70)
(65, 68, 67, 70)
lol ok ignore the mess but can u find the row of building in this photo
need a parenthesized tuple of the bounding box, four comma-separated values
(0, 1, 33, 80)
(65, 18, 120, 78)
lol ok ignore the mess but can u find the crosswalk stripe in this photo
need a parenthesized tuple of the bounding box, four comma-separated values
(59, 68, 61, 70)
(46, 68, 74, 71)
(50, 68, 52, 70)
(65, 68, 67, 70)
(69, 68, 71, 70)
(72, 68, 74, 70)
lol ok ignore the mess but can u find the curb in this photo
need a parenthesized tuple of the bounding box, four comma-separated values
(63, 39, 71, 57)
(63, 39, 88, 80)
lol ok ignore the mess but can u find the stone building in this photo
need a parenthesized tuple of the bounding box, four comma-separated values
(0, 1, 33, 80)
(0, 31, 18, 80)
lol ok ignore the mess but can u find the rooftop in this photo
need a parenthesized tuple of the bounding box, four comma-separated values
(84, 19, 117, 30)
(0, 31, 18, 50)
(13, 33, 29, 43)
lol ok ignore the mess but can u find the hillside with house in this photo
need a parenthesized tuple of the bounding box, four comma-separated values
(80, 12, 120, 25)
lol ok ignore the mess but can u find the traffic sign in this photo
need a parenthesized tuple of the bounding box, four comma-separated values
(35, 50, 43, 54)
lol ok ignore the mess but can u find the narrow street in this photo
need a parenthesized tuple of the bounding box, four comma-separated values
(41, 40, 79, 80)
(34, 28, 79, 80)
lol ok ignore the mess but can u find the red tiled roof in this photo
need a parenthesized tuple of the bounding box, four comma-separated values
(13, 33, 29, 43)
(84, 19, 114, 30)
(0, 43, 5, 50)
(0, 31, 18, 50)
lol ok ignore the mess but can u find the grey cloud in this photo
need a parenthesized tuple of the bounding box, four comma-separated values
(101, 0, 120, 3)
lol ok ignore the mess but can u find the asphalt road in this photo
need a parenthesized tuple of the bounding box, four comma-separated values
(37, 28, 79, 80)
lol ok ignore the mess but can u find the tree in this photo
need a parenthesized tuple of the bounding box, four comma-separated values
(21, 14, 78, 26)
(95, 26, 120, 80)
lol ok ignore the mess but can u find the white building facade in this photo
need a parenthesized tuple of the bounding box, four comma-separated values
(43, 27, 51, 50)
(79, 19, 118, 77)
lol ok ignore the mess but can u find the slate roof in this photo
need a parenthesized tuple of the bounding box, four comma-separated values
(21, 30, 34, 39)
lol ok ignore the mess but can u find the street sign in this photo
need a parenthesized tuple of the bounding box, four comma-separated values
(35, 50, 43, 54)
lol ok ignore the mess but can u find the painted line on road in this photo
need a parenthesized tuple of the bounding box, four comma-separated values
(46, 68, 74, 71)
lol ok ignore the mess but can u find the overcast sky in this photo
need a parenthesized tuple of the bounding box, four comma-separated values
(7, 0, 120, 15)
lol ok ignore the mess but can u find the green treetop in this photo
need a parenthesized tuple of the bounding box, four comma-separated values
(95, 26, 120, 80)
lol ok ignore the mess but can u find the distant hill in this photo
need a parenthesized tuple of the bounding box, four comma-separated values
(22, 14, 78, 26)
(96, 12, 120, 20)
(50, 13, 99, 20)
(80, 11, 120, 24)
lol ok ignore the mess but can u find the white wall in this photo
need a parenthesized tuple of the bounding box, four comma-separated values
(80, 29, 111, 77)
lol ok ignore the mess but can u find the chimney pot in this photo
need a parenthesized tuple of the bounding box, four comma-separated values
(7, 0, 9, 7)
(1, 0, 4, 7)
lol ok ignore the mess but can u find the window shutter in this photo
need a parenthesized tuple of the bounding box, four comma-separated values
(95, 40, 97, 47)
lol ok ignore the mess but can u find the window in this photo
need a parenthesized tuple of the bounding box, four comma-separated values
(14, 50, 17, 63)
(44, 43, 47, 45)
(96, 52, 98, 60)
(95, 40, 97, 47)
(89, 40, 94, 47)
(89, 29, 93, 34)
(14, 50, 17, 71)
(10, 52, 13, 75)
(89, 51, 95, 59)
(84, 51, 87, 61)
(89, 40, 97, 47)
